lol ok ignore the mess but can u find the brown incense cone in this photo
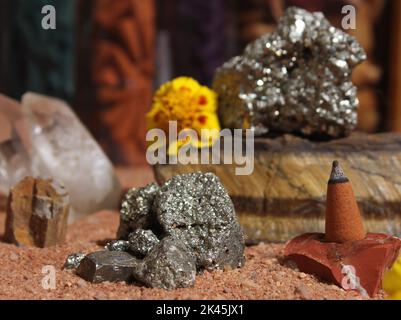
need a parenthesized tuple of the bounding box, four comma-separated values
(284, 160, 401, 297)
(325, 161, 366, 243)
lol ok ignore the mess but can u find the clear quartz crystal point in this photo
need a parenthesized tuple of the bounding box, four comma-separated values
(0, 94, 32, 194)
(21, 92, 122, 222)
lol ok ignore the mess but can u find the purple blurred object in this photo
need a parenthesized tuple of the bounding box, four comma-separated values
(168, 0, 227, 86)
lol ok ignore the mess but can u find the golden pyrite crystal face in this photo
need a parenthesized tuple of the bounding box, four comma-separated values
(213, 7, 366, 138)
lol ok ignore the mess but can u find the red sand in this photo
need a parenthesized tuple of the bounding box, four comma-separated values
(0, 166, 387, 300)
(0, 210, 385, 300)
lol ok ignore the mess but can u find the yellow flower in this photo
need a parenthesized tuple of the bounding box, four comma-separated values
(383, 257, 401, 300)
(146, 77, 220, 155)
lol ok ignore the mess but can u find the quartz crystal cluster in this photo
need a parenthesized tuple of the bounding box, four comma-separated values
(67, 172, 245, 290)
(0, 92, 121, 222)
(213, 7, 366, 138)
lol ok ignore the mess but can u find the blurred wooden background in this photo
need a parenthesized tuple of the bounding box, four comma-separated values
(0, 0, 400, 165)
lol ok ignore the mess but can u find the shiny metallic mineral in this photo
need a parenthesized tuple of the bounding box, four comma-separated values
(117, 182, 160, 239)
(132, 236, 196, 290)
(128, 229, 160, 257)
(63, 252, 86, 269)
(70, 172, 245, 288)
(213, 7, 366, 138)
(76, 251, 138, 283)
(154, 172, 245, 270)
(105, 240, 130, 252)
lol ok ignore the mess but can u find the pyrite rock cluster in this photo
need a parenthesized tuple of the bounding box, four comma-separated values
(5, 177, 70, 247)
(68, 172, 245, 290)
(119, 172, 245, 288)
(213, 7, 366, 138)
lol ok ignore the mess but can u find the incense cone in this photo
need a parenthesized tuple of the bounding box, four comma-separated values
(284, 160, 401, 297)
(325, 161, 366, 243)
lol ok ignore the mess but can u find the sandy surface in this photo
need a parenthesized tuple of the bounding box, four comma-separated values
(0, 209, 385, 300)
(0, 165, 387, 300)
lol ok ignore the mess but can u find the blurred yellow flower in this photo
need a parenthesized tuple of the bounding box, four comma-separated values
(383, 257, 401, 300)
(146, 77, 220, 155)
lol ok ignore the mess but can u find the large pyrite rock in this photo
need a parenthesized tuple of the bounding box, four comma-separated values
(132, 236, 197, 290)
(213, 7, 366, 138)
(5, 177, 70, 247)
(154, 133, 401, 243)
(154, 172, 245, 270)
